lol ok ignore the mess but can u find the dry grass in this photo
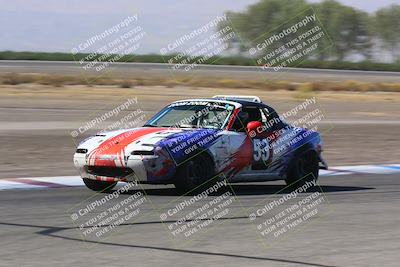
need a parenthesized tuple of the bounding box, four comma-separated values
(294, 82, 317, 99)
(1, 73, 400, 94)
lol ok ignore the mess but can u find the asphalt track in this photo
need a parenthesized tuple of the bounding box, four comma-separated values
(1, 173, 399, 267)
(1, 60, 400, 82)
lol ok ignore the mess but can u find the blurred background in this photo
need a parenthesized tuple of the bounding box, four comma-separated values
(1, 2, 400, 267)
(0, 0, 400, 68)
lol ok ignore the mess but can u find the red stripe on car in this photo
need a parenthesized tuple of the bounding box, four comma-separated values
(90, 128, 166, 167)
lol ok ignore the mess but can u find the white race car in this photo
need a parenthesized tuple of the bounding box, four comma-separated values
(74, 95, 327, 193)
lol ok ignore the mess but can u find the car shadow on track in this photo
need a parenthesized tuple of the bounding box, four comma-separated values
(113, 184, 374, 196)
(0, 221, 338, 267)
(225, 184, 374, 195)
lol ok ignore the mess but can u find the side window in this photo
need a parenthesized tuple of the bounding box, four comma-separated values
(229, 107, 264, 132)
(243, 107, 262, 122)
(230, 110, 247, 132)
(261, 108, 285, 131)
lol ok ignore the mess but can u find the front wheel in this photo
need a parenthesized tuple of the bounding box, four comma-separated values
(83, 178, 117, 192)
(285, 150, 319, 188)
(173, 153, 217, 194)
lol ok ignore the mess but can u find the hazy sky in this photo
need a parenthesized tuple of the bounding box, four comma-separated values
(0, 0, 399, 53)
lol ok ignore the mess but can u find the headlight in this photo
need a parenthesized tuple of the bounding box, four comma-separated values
(76, 148, 88, 154)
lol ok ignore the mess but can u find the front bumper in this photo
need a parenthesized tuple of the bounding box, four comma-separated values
(73, 154, 148, 182)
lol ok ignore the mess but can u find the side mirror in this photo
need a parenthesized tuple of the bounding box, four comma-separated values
(246, 121, 262, 138)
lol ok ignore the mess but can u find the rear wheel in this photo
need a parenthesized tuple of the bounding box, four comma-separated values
(82, 178, 117, 192)
(174, 153, 217, 194)
(285, 150, 319, 188)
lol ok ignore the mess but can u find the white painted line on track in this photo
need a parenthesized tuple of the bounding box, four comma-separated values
(29, 176, 83, 186)
(0, 180, 45, 190)
(294, 164, 400, 177)
(0, 164, 399, 191)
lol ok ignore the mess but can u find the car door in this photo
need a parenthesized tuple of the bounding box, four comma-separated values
(227, 106, 282, 181)
(227, 106, 274, 172)
(256, 107, 290, 172)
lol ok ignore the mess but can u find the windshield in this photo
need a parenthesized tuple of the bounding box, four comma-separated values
(145, 101, 235, 129)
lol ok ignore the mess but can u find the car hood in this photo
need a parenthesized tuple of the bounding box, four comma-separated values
(78, 127, 221, 162)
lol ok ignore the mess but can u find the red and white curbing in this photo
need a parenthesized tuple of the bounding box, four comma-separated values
(1, 164, 400, 191)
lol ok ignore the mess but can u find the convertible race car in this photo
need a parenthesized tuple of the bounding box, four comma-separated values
(74, 95, 328, 193)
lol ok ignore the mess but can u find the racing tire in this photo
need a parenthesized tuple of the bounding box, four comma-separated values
(82, 178, 117, 192)
(285, 150, 319, 188)
(173, 153, 218, 195)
